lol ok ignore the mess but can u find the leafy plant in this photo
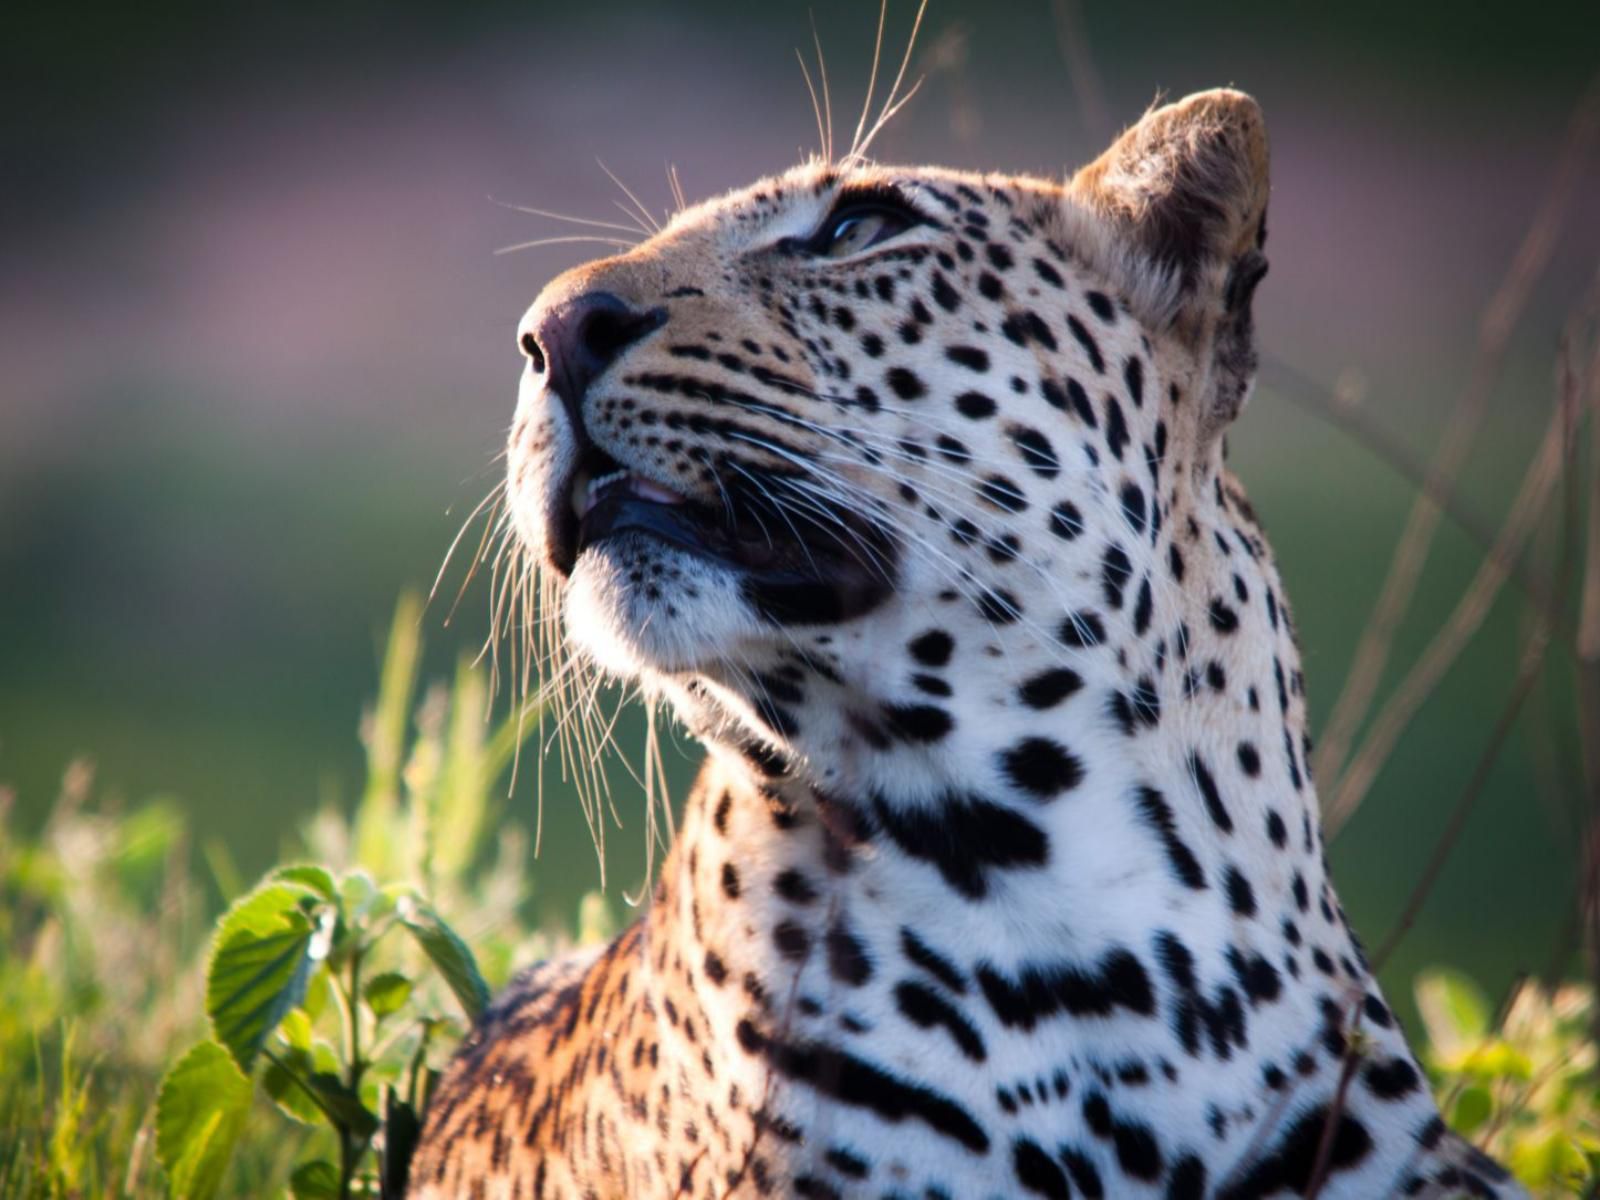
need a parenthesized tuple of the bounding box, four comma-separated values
(151, 593, 549, 1199)
(155, 864, 484, 1198)
(1417, 968, 1600, 1196)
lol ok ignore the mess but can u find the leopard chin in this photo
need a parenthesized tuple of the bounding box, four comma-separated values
(561, 534, 760, 678)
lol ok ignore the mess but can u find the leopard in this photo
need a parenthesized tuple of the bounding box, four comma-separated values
(408, 89, 1524, 1199)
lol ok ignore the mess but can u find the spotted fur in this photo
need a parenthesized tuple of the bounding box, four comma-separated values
(410, 91, 1522, 1199)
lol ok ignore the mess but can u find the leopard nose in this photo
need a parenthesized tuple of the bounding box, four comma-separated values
(522, 291, 665, 434)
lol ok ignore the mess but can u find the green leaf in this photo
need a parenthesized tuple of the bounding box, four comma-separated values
(396, 895, 489, 1021)
(279, 1008, 314, 1052)
(363, 971, 413, 1020)
(271, 864, 339, 902)
(341, 868, 394, 926)
(1510, 1127, 1593, 1188)
(261, 1042, 340, 1126)
(155, 1041, 252, 1200)
(288, 1160, 341, 1200)
(207, 881, 333, 1072)
(262, 1044, 378, 1138)
(1415, 968, 1490, 1062)
(1450, 1084, 1493, 1135)
(1457, 1038, 1534, 1080)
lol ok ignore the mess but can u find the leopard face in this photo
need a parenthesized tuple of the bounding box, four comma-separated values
(509, 94, 1265, 791)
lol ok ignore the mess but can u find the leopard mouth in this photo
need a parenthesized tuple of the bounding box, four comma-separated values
(546, 447, 896, 625)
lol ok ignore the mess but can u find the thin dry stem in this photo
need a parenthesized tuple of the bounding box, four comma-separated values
(1050, 0, 1110, 145)
(1314, 73, 1600, 792)
(1325, 388, 1573, 831)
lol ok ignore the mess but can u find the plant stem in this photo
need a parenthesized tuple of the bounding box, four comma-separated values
(337, 944, 365, 1200)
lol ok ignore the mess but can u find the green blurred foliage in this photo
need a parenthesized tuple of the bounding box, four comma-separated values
(1417, 969, 1600, 1196)
(0, 594, 616, 1198)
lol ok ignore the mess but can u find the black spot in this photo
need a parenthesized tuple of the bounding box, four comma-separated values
(1167, 1154, 1206, 1200)
(823, 1147, 868, 1179)
(931, 271, 960, 311)
(1364, 1057, 1420, 1101)
(1013, 1138, 1071, 1199)
(1224, 866, 1256, 917)
(1110, 677, 1161, 736)
(977, 588, 1023, 624)
(721, 862, 741, 898)
(1001, 310, 1058, 351)
(1134, 787, 1206, 890)
(774, 868, 817, 905)
(901, 927, 968, 993)
(1237, 742, 1261, 777)
(703, 950, 728, 985)
(978, 947, 1155, 1030)
(733, 1020, 989, 1153)
(1009, 427, 1060, 478)
(1112, 1118, 1162, 1181)
(1132, 577, 1153, 635)
(1033, 258, 1064, 288)
(774, 919, 811, 960)
(1228, 949, 1282, 1005)
(947, 345, 990, 372)
(956, 391, 996, 419)
(1050, 500, 1085, 540)
(1119, 482, 1146, 534)
(1000, 737, 1085, 800)
(1265, 810, 1287, 848)
(1190, 753, 1233, 833)
(981, 474, 1029, 513)
(1085, 291, 1115, 322)
(895, 981, 987, 1061)
(886, 367, 925, 400)
(1067, 314, 1105, 373)
(1059, 610, 1106, 648)
(860, 332, 884, 357)
(1209, 598, 1240, 634)
(987, 242, 1014, 270)
(827, 923, 874, 986)
(1123, 357, 1144, 408)
(1104, 396, 1129, 460)
(881, 703, 953, 744)
(908, 630, 953, 666)
(872, 792, 1049, 899)
(1066, 378, 1098, 426)
(1018, 667, 1083, 709)
(1062, 1147, 1104, 1198)
(1215, 1105, 1372, 1199)
(1101, 544, 1132, 608)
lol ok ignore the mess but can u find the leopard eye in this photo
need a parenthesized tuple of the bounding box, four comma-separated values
(808, 198, 917, 258)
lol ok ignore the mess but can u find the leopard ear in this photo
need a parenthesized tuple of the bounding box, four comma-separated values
(1071, 88, 1270, 428)
(1071, 88, 1268, 300)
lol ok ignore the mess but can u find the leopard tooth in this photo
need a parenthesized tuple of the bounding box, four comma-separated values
(630, 474, 686, 505)
(577, 469, 628, 518)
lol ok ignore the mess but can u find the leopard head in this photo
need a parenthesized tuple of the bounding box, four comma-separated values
(505, 89, 1271, 792)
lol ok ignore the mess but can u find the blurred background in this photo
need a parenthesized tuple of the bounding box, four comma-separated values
(4, 0, 1599, 1021)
